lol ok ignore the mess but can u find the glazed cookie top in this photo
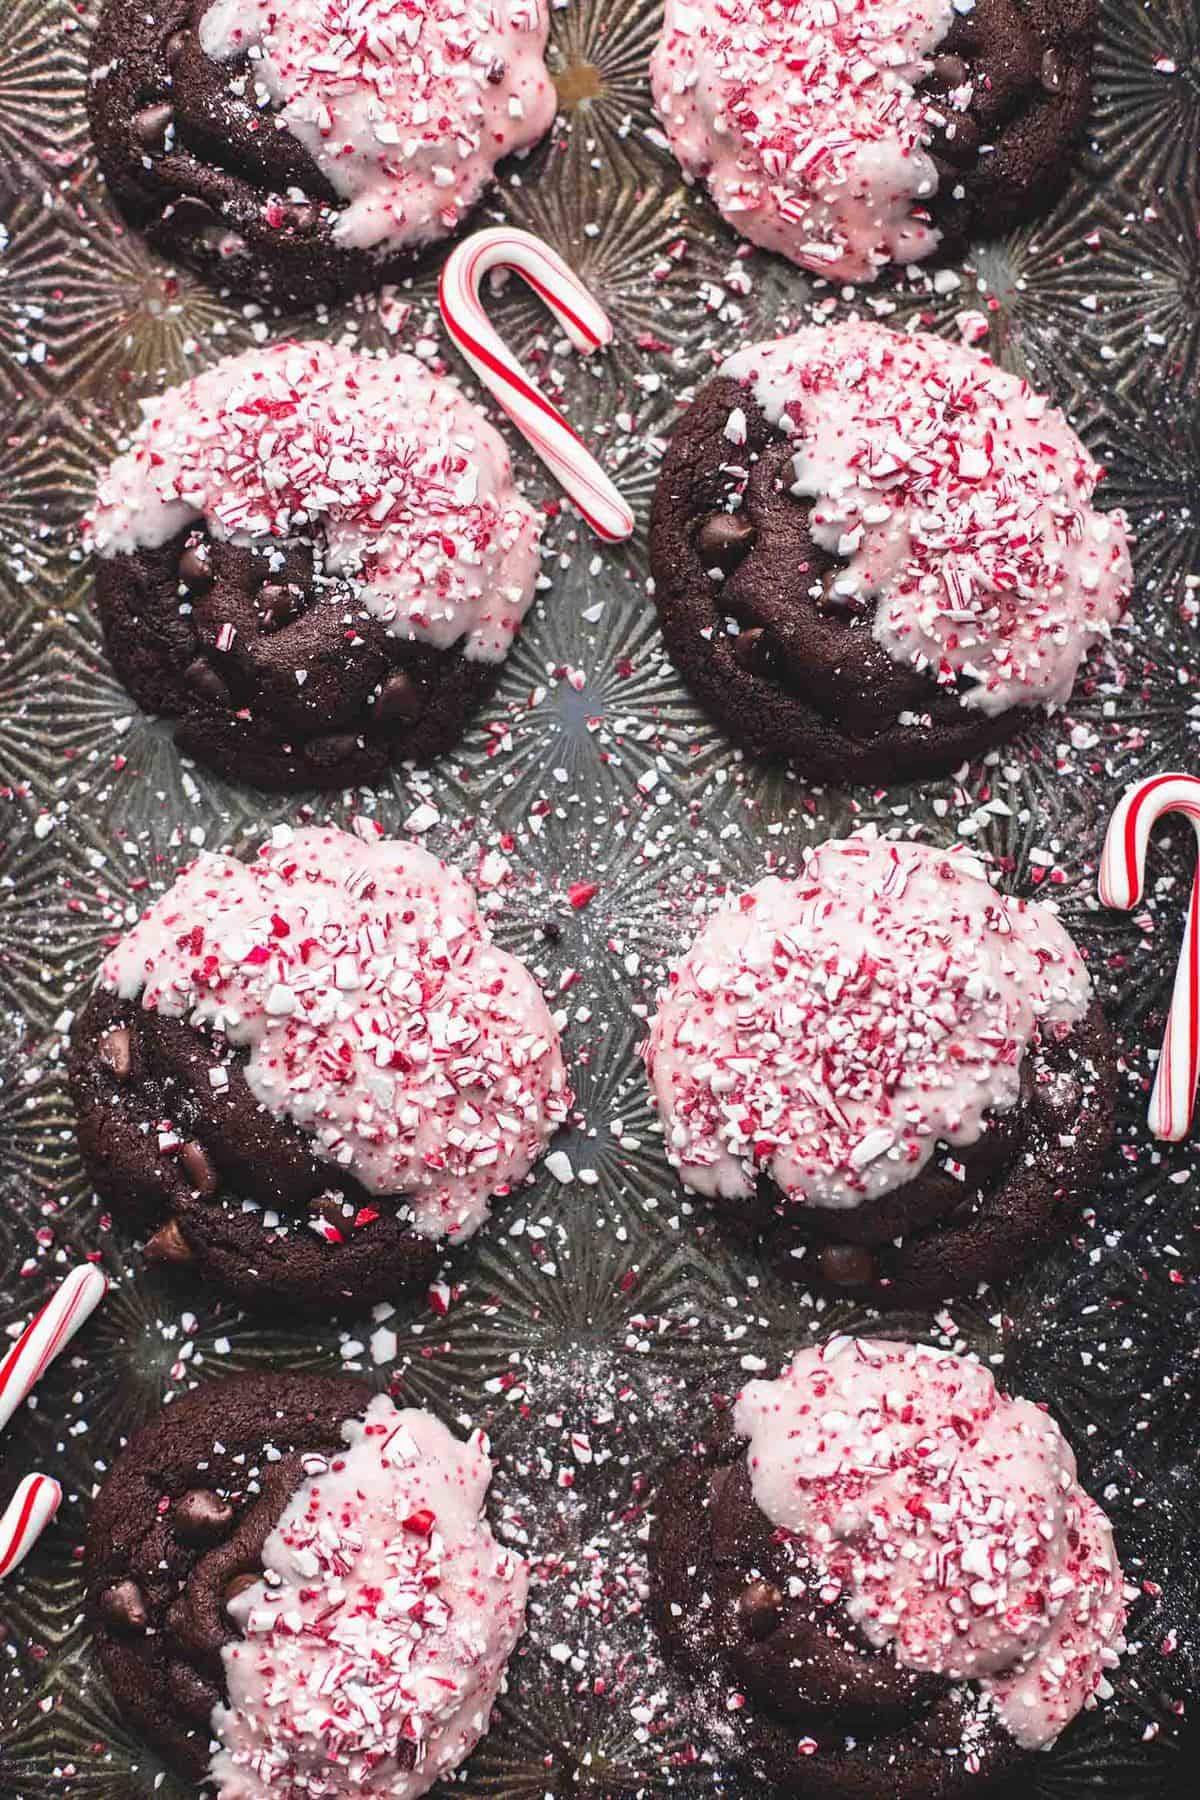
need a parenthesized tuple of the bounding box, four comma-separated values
(210, 1392, 527, 1798)
(101, 823, 569, 1242)
(651, 0, 954, 281)
(645, 834, 1091, 1209)
(735, 1337, 1126, 1749)
(196, 0, 556, 252)
(719, 321, 1131, 715)
(86, 341, 542, 663)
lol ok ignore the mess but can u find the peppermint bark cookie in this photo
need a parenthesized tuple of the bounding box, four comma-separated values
(86, 1373, 528, 1793)
(650, 1337, 1126, 1799)
(651, 0, 1098, 285)
(650, 321, 1131, 782)
(85, 342, 543, 792)
(68, 824, 570, 1310)
(644, 834, 1116, 1305)
(87, 0, 557, 306)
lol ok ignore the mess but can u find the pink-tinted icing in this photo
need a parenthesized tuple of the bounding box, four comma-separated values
(210, 1393, 528, 1798)
(721, 322, 1132, 714)
(86, 341, 541, 663)
(734, 1338, 1126, 1750)
(101, 824, 569, 1242)
(650, 0, 956, 283)
(645, 833, 1091, 1210)
(198, 0, 556, 253)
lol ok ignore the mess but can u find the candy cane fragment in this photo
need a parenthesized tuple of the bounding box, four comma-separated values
(1099, 773, 1200, 1141)
(0, 1263, 108, 1581)
(0, 1474, 63, 1580)
(439, 227, 634, 543)
(0, 1263, 109, 1435)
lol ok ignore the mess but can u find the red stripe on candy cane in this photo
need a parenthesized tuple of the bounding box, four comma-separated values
(0, 1264, 107, 1582)
(439, 228, 634, 544)
(0, 1474, 62, 1580)
(1099, 774, 1200, 1140)
(0, 1264, 109, 1433)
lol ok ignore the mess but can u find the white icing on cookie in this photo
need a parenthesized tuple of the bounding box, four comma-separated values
(101, 824, 569, 1242)
(735, 1338, 1126, 1750)
(210, 1393, 527, 1798)
(721, 322, 1131, 714)
(86, 341, 541, 664)
(645, 834, 1091, 1210)
(651, 0, 956, 282)
(198, 0, 556, 252)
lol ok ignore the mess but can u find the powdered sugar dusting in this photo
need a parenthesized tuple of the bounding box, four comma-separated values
(735, 1337, 1126, 1750)
(86, 341, 542, 663)
(100, 824, 570, 1242)
(210, 1393, 527, 1798)
(722, 321, 1132, 714)
(651, 0, 955, 282)
(645, 833, 1091, 1209)
(198, 0, 556, 252)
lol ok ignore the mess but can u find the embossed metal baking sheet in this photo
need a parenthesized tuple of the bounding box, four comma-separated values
(0, 0, 1196, 1794)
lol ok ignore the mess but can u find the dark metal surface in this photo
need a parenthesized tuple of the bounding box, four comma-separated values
(0, 0, 1196, 1792)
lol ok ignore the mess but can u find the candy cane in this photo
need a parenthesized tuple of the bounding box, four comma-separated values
(0, 1475, 63, 1580)
(439, 227, 634, 543)
(0, 1264, 108, 1580)
(1099, 773, 1200, 1140)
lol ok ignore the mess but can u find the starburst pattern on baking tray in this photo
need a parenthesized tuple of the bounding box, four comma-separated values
(0, 1628, 185, 1798)
(0, 0, 1196, 1792)
(0, 0, 90, 174)
(33, 186, 262, 401)
(547, 0, 662, 136)
(504, 146, 737, 387)
(0, 191, 65, 408)
(1084, 188, 1200, 399)
(1093, 0, 1200, 193)
(890, 205, 1116, 409)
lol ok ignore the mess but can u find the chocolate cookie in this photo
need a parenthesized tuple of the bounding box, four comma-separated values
(742, 1004, 1114, 1306)
(923, 0, 1098, 253)
(87, 0, 557, 307)
(86, 1373, 528, 1792)
(649, 322, 1130, 781)
(68, 824, 570, 1311)
(94, 529, 499, 791)
(649, 1339, 1126, 1799)
(86, 1373, 361, 1780)
(86, 341, 544, 793)
(652, 0, 1097, 285)
(645, 834, 1117, 1306)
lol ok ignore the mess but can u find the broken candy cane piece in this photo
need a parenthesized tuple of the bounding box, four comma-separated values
(0, 1474, 63, 1580)
(0, 1264, 108, 1579)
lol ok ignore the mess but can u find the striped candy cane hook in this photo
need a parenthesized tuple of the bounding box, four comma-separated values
(439, 228, 634, 543)
(1099, 773, 1200, 1141)
(0, 1264, 108, 1580)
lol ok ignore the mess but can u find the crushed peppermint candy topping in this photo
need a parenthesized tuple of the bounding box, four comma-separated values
(651, 0, 957, 281)
(721, 322, 1132, 714)
(210, 1393, 528, 1798)
(101, 825, 570, 1242)
(645, 834, 1091, 1210)
(85, 341, 542, 663)
(735, 1338, 1126, 1750)
(198, 0, 556, 252)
